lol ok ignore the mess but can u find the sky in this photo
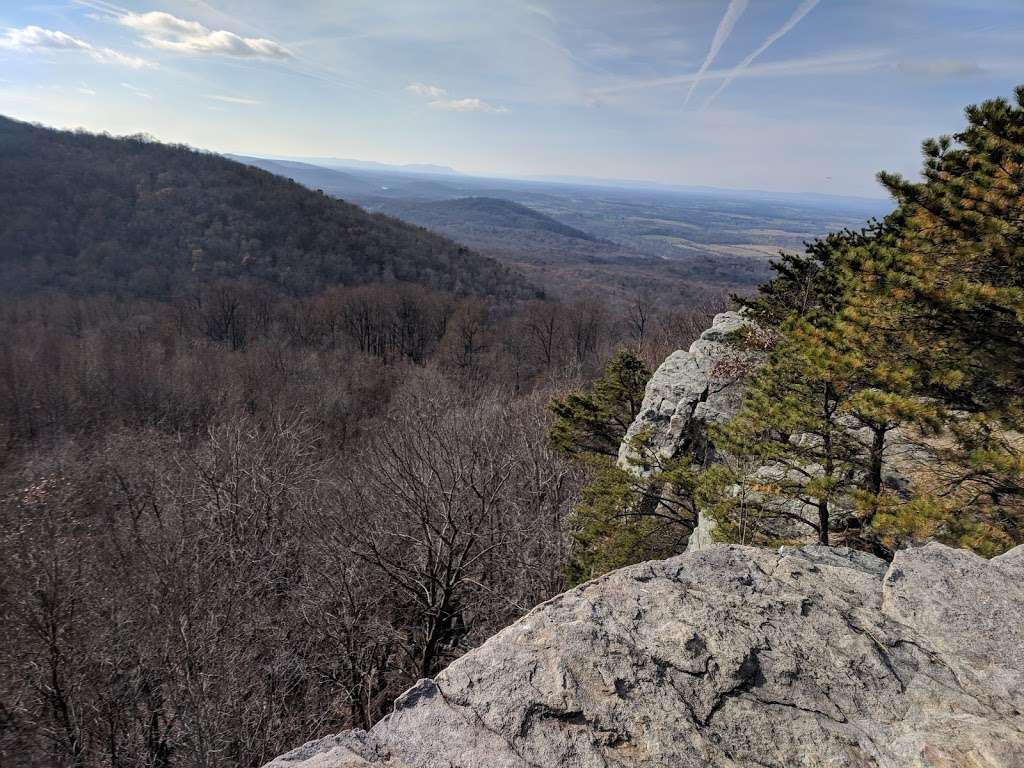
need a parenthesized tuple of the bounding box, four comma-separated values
(1, 0, 1022, 197)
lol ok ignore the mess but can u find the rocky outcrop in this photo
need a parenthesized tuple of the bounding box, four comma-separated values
(617, 311, 755, 473)
(616, 311, 760, 550)
(617, 312, 932, 550)
(265, 542, 1024, 768)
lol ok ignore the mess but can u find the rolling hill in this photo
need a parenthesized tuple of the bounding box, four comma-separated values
(231, 152, 890, 304)
(0, 117, 533, 299)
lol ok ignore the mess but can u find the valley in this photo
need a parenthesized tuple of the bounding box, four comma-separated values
(233, 154, 891, 304)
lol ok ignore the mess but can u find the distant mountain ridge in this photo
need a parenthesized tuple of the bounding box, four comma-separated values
(0, 116, 532, 299)
(263, 155, 460, 176)
(229, 151, 884, 304)
(369, 197, 599, 242)
(230, 154, 469, 200)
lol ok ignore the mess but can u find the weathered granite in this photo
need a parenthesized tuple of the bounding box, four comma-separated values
(615, 311, 761, 550)
(265, 542, 1024, 768)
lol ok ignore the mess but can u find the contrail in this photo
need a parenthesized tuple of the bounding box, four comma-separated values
(703, 0, 822, 107)
(684, 0, 749, 106)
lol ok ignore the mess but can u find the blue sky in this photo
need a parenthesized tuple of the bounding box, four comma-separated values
(1, 0, 1022, 197)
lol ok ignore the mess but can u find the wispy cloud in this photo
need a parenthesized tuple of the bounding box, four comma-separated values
(203, 93, 263, 105)
(118, 11, 292, 60)
(406, 82, 447, 98)
(121, 81, 153, 99)
(430, 97, 508, 113)
(78, 82, 96, 95)
(0, 25, 149, 68)
(684, 0, 749, 106)
(703, 0, 821, 108)
(406, 83, 508, 113)
(586, 42, 636, 61)
(594, 49, 890, 95)
(523, 4, 557, 24)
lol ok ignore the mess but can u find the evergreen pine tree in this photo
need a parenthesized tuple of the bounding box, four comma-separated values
(547, 349, 650, 458)
(844, 86, 1024, 551)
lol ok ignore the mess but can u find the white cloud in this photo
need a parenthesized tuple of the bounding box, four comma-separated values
(118, 11, 292, 60)
(684, 0, 749, 106)
(0, 25, 149, 68)
(203, 93, 263, 105)
(703, 0, 821, 108)
(429, 97, 508, 113)
(406, 82, 507, 113)
(406, 82, 447, 98)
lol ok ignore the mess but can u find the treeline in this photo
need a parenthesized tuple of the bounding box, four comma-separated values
(0, 281, 718, 449)
(0, 280, 721, 768)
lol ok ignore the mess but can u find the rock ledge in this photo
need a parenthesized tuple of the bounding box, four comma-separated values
(266, 542, 1024, 768)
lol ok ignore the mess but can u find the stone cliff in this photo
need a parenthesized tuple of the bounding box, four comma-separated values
(617, 310, 759, 550)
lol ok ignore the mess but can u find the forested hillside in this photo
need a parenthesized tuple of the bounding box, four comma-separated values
(0, 116, 530, 299)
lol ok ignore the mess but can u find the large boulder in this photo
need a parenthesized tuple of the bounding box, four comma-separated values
(264, 542, 1024, 768)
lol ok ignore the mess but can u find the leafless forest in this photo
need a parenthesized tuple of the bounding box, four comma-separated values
(0, 281, 721, 767)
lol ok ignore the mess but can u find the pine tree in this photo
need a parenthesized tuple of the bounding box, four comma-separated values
(562, 455, 700, 585)
(705, 88, 1024, 556)
(844, 86, 1024, 552)
(549, 349, 706, 583)
(868, 86, 1024, 420)
(702, 315, 872, 546)
(547, 349, 650, 458)
(704, 224, 930, 551)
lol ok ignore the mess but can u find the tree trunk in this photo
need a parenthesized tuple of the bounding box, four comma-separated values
(868, 425, 886, 495)
(818, 500, 829, 546)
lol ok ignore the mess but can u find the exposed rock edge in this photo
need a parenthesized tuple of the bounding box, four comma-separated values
(264, 541, 1024, 768)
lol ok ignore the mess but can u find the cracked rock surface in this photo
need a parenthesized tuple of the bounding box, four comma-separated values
(264, 542, 1024, 768)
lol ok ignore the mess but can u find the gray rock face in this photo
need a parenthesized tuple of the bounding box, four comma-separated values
(616, 313, 932, 551)
(616, 311, 759, 550)
(616, 311, 755, 473)
(265, 542, 1024, 768)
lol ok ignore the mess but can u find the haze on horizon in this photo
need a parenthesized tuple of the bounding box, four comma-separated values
(1, 0, 1022, 198)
